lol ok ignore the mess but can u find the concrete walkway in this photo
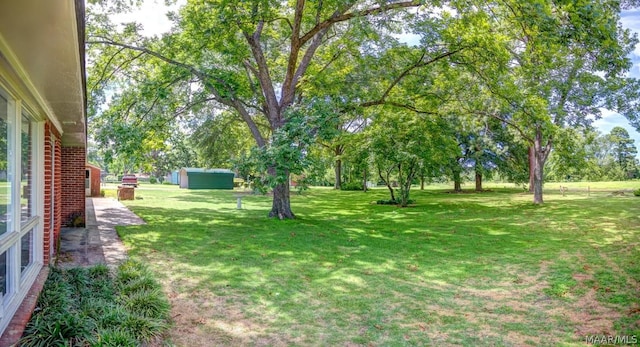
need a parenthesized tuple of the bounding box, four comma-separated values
(59, 198, 145, 268)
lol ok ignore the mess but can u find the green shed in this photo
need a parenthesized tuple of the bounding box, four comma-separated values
(179, 168, 235, 189)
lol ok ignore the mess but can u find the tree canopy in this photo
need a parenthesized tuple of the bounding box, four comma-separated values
(86, 0, 640, 218)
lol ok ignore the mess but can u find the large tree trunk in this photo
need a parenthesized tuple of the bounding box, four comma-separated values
(453, 167, 462, 192)
(269, 179, 295, 219)
(532, 153, 544, 204)
(532, 129, 551, 204)
(475, 170, 482, 192)
(398, 164, 416, 207)
(362, 169, 367, 192)
(334, 158, 342, 190)
(379, 167, 395, 201)
(528, 146, 535, 193)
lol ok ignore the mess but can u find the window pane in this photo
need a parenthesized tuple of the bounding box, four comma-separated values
(0, 251, 5, 296)
(21, 230, 32, 273)
(0, 95, 10, 236)
(21, 114, 32, 222)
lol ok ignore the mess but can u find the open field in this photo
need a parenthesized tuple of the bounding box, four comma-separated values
(111, 183, 640, 346)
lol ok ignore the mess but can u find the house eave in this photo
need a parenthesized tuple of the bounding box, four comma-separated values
(0, 0, 87, 147)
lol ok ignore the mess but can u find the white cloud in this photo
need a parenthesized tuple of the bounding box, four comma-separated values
(621, 10, 640, 70)
(593, 111, 640, 156)
(395, 33, 421, 46)
(112, 0, 185, 37)
(620, 9, 640, 31)
(590, 9, 640, 156)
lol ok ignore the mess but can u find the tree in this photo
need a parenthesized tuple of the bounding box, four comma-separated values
(464, 0, 639, 203)
(609, 126, 639, 178)
(190, 110, 256, 169)
(368, 109, 456, 206)
(87, 0, 478, 219)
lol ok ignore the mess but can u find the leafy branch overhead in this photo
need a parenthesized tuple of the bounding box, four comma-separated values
(87, 0, 640, 218)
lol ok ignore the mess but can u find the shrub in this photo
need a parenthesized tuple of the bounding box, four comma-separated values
(19, 313, 93, 347)
(121, 288, 170, 319)
(634, 188, 640, 197)
(341, 181, 364, 191)
(91, 329, 138, 347)
(118, 276, 158, 296)
(20, 262, 170, 346)
(149, 177, 157, 184)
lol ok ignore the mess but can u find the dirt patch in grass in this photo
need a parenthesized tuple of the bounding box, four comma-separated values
(407, 259, 626, 346)
(562, 287, 621, 337)
(165, 284, 305, 347)
(167, 289, 282, 346)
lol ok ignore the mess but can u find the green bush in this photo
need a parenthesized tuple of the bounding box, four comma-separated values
(341, 181, 364, 191)
(91, 329, 138, 347)
(634, 188, 640, 197)
(149, 177, 157, 184)
(20, 262, 170, 346)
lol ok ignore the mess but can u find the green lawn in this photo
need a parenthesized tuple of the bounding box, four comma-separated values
(113, 183, 640, 346)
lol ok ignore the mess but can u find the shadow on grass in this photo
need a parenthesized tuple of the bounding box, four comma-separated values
(116, 187, 640, 345)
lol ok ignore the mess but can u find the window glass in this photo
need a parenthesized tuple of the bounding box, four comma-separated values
(0, 95, 10, 236)
(0, 251, 5, 296)
(20, 114, 32, 221)
(21, 230, 32, 273)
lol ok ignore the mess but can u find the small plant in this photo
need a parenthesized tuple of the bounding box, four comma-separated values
(634, 188, 640, 197)
(20, 262, 170, 346)
(149, 177, 157, 184)
(100, 189, 106, 197)
(121, 288, 170, 319)
(91, 329, 138, 347)
(67, 212, 85, 227)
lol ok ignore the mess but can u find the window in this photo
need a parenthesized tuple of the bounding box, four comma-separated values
(0, 85, 42, 318)
(20, 230, 32, 273)
(0, 251, 5, 296)
(21, 114, 33, 222)
(0, 95, 11, 237)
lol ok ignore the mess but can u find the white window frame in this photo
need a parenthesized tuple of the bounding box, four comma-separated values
(0, 82, 44, 331)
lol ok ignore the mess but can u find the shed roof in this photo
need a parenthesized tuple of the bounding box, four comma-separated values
(180, 168, 234, 174)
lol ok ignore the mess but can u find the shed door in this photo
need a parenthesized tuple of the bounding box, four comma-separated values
(179, 171, 188, 189)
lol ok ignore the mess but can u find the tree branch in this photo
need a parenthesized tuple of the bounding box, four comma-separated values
(242, 24, 280, 126)
(358, 48, 465, 111)
(88, 37, 267, 147)
(89, 47, 126, 93)
(88, 37, 231, 94)
(299, 1, 421, 46)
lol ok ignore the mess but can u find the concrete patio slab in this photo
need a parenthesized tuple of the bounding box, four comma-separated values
(58, 197, 145, 268)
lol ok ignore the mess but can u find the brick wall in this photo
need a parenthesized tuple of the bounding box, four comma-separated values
(55, 137, 61, 243)
(43, 123, 52, 265)
(61, 146, 86, 227)
(43, 122, 63, 264)
(88, 165, 101, 197)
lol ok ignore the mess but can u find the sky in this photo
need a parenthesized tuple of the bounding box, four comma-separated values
(593, 9, 640, 153)
(115, 1, 640, 153)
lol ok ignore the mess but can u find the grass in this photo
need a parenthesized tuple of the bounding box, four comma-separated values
(112, 182, 640, 346)
(19, 261, 171, 347)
